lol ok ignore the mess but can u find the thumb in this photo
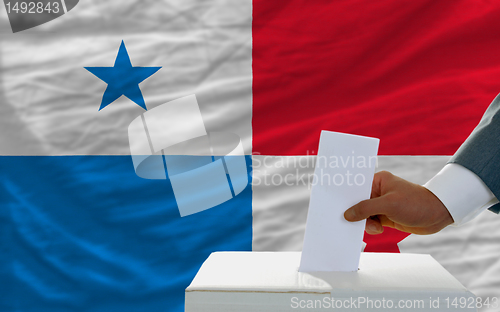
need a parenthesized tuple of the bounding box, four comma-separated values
(344, 196, 391, 222)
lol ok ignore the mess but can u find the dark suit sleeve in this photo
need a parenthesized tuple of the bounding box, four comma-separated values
(449, 93, 500, 213)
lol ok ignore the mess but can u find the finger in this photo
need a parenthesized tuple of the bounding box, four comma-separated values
(370, 171, 392, 199)
(365, 217, 383, 234)
(377, 215, 396, 229)
(377, 215, 418, 234)
(344, 196, 391, 222)
(370, 172, 382, 199)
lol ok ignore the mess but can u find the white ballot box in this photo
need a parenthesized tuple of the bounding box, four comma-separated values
(185, 252, 476, 312)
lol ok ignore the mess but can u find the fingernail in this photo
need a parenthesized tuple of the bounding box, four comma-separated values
(345, 209, 356, 221)
(368, 224, 379, 233)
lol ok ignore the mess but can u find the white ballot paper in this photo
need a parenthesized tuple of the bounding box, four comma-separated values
(299, 131, 379, 272)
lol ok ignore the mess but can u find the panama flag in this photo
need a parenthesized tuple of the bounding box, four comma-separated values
(1, 1, 500, 311)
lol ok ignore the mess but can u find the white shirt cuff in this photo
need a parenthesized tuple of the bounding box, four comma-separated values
(423, 163, 499, 226)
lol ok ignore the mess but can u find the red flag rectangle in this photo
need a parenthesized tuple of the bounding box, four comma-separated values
(253, 0, 499, 155)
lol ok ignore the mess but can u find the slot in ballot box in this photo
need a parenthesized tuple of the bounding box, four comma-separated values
(185, 252, 476, 311)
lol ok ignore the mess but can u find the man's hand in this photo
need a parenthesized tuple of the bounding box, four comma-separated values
(344, 171, 454, 235)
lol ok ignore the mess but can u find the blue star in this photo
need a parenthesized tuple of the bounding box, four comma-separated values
(85, 41, 161, 111)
